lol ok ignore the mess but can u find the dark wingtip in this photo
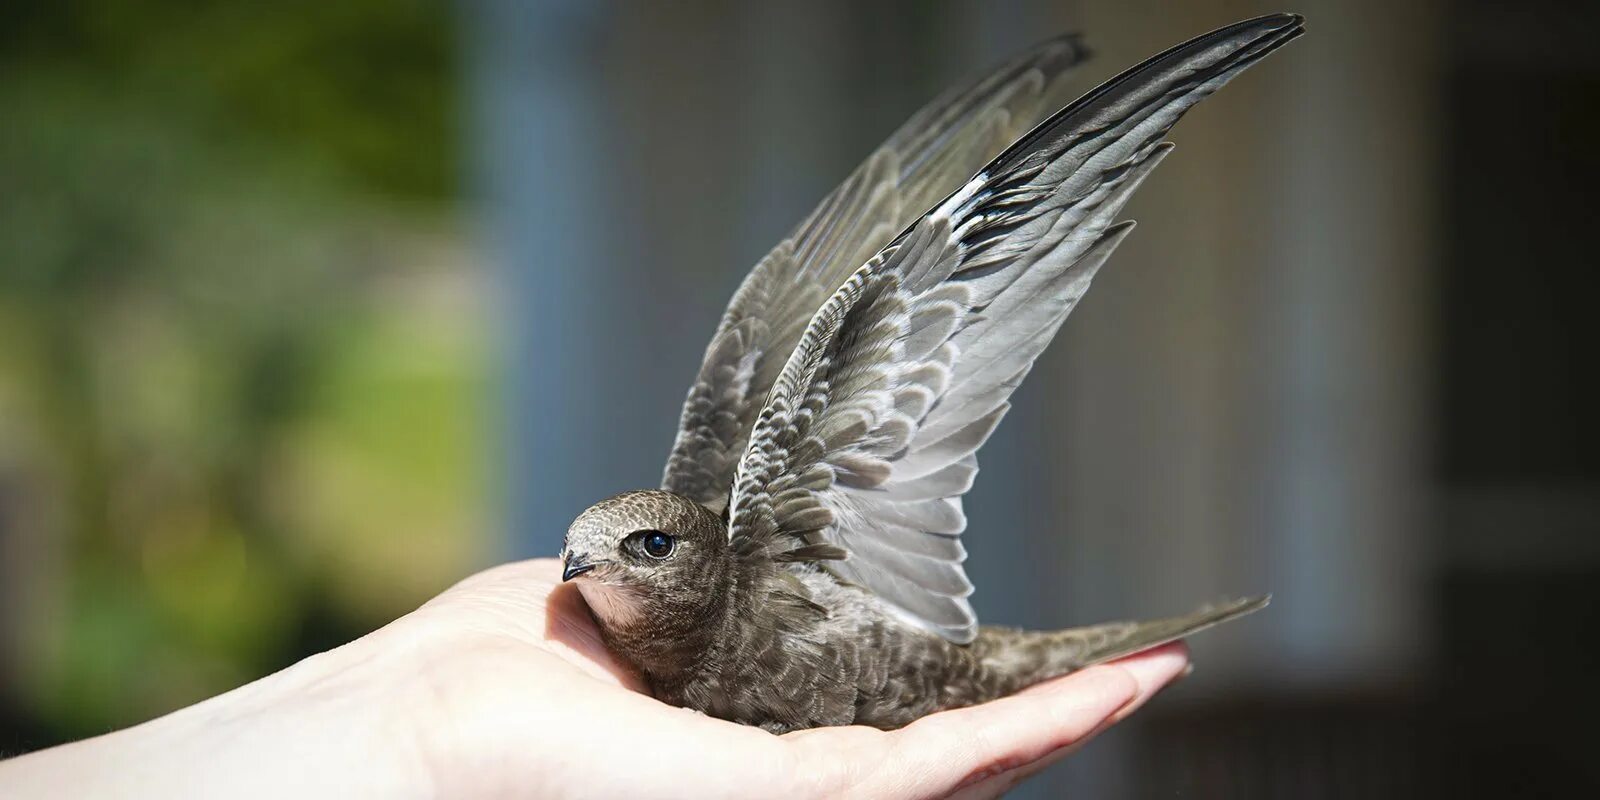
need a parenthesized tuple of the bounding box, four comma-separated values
(1237, 12, 1305, 31)
(1254, 12, 1307, 43)
(1042, 30, 1093, 66)
(985, 12, 1306, 178)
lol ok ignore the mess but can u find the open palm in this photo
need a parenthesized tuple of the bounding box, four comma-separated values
(396, 559, 1189, 799)
(0, 558, 1189, 799)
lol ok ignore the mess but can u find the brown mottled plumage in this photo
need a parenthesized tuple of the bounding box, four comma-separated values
(564, 491, 1266, 732)
(560, 15, 1301, 734)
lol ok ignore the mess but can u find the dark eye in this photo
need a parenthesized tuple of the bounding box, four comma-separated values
(639, 530, 675, 559)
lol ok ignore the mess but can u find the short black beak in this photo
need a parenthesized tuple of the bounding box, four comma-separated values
(562, 556, 596, 582)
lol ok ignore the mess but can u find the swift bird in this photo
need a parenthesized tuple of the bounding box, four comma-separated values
(560, 13, 1303, 733)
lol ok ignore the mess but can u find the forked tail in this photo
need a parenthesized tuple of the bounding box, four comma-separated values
(970, 596, 1270, 698)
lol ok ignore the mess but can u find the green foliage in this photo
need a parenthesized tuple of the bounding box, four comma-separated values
(2, 0, 456, 199)
(0, 0, 482, 740)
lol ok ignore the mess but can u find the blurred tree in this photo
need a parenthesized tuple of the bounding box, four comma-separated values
(2, 0, 456, 198)
(0, 0, 482, 743)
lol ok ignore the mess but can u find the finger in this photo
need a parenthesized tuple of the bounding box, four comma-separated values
(1105, 641, 1190, 723)
(947, 643, 1191, 798)
(840, 663, 1137, 798)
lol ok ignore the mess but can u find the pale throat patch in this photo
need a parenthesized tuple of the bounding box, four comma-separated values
(576, 579, 646, 629)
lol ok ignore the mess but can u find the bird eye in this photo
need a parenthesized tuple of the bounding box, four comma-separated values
(639, 530, 675, 559)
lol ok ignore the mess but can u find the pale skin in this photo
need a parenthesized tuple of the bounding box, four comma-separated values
(0, 559, 1189, 799)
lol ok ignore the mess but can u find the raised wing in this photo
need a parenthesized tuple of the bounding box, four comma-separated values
(726, 15, 1304, 642)
(661, 36, 1091, 511)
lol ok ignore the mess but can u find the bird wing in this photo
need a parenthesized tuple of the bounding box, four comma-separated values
(660, 35, 1092, 512)
(725, 15, 1304, 643)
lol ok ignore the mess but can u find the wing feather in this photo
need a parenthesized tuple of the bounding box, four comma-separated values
(662, 36, 1092, 509)
(726, 15, 1304, 643)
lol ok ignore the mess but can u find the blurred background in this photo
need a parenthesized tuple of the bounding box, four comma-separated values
(1, 0, 1594, 797)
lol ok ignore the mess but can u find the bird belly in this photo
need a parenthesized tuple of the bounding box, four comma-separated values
(675, 589, 994, 732)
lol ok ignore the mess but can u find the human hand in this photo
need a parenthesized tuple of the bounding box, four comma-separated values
(0, 559, 1189, 799)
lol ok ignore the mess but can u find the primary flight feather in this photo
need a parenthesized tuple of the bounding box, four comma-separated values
(561, 13, 1303, 733)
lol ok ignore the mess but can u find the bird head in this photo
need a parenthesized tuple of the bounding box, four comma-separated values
(561, 490, 730, 633)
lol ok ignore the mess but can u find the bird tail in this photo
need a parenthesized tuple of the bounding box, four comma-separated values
(971, 596, 1269, 696)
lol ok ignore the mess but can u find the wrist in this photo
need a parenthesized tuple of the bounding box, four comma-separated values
(0, 623, 438, 798)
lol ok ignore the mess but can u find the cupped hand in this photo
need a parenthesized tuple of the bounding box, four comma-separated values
(0, 559, 1189, 800)
(387, 559, 1190, 799)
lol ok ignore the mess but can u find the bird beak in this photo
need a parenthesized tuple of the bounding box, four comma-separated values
(562, 554, 598, 582)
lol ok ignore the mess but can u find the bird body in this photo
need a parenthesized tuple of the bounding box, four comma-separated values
(572, 490, 982, 732)
(568, 490, 1264, 732)
(560, 14, 1303, 734)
